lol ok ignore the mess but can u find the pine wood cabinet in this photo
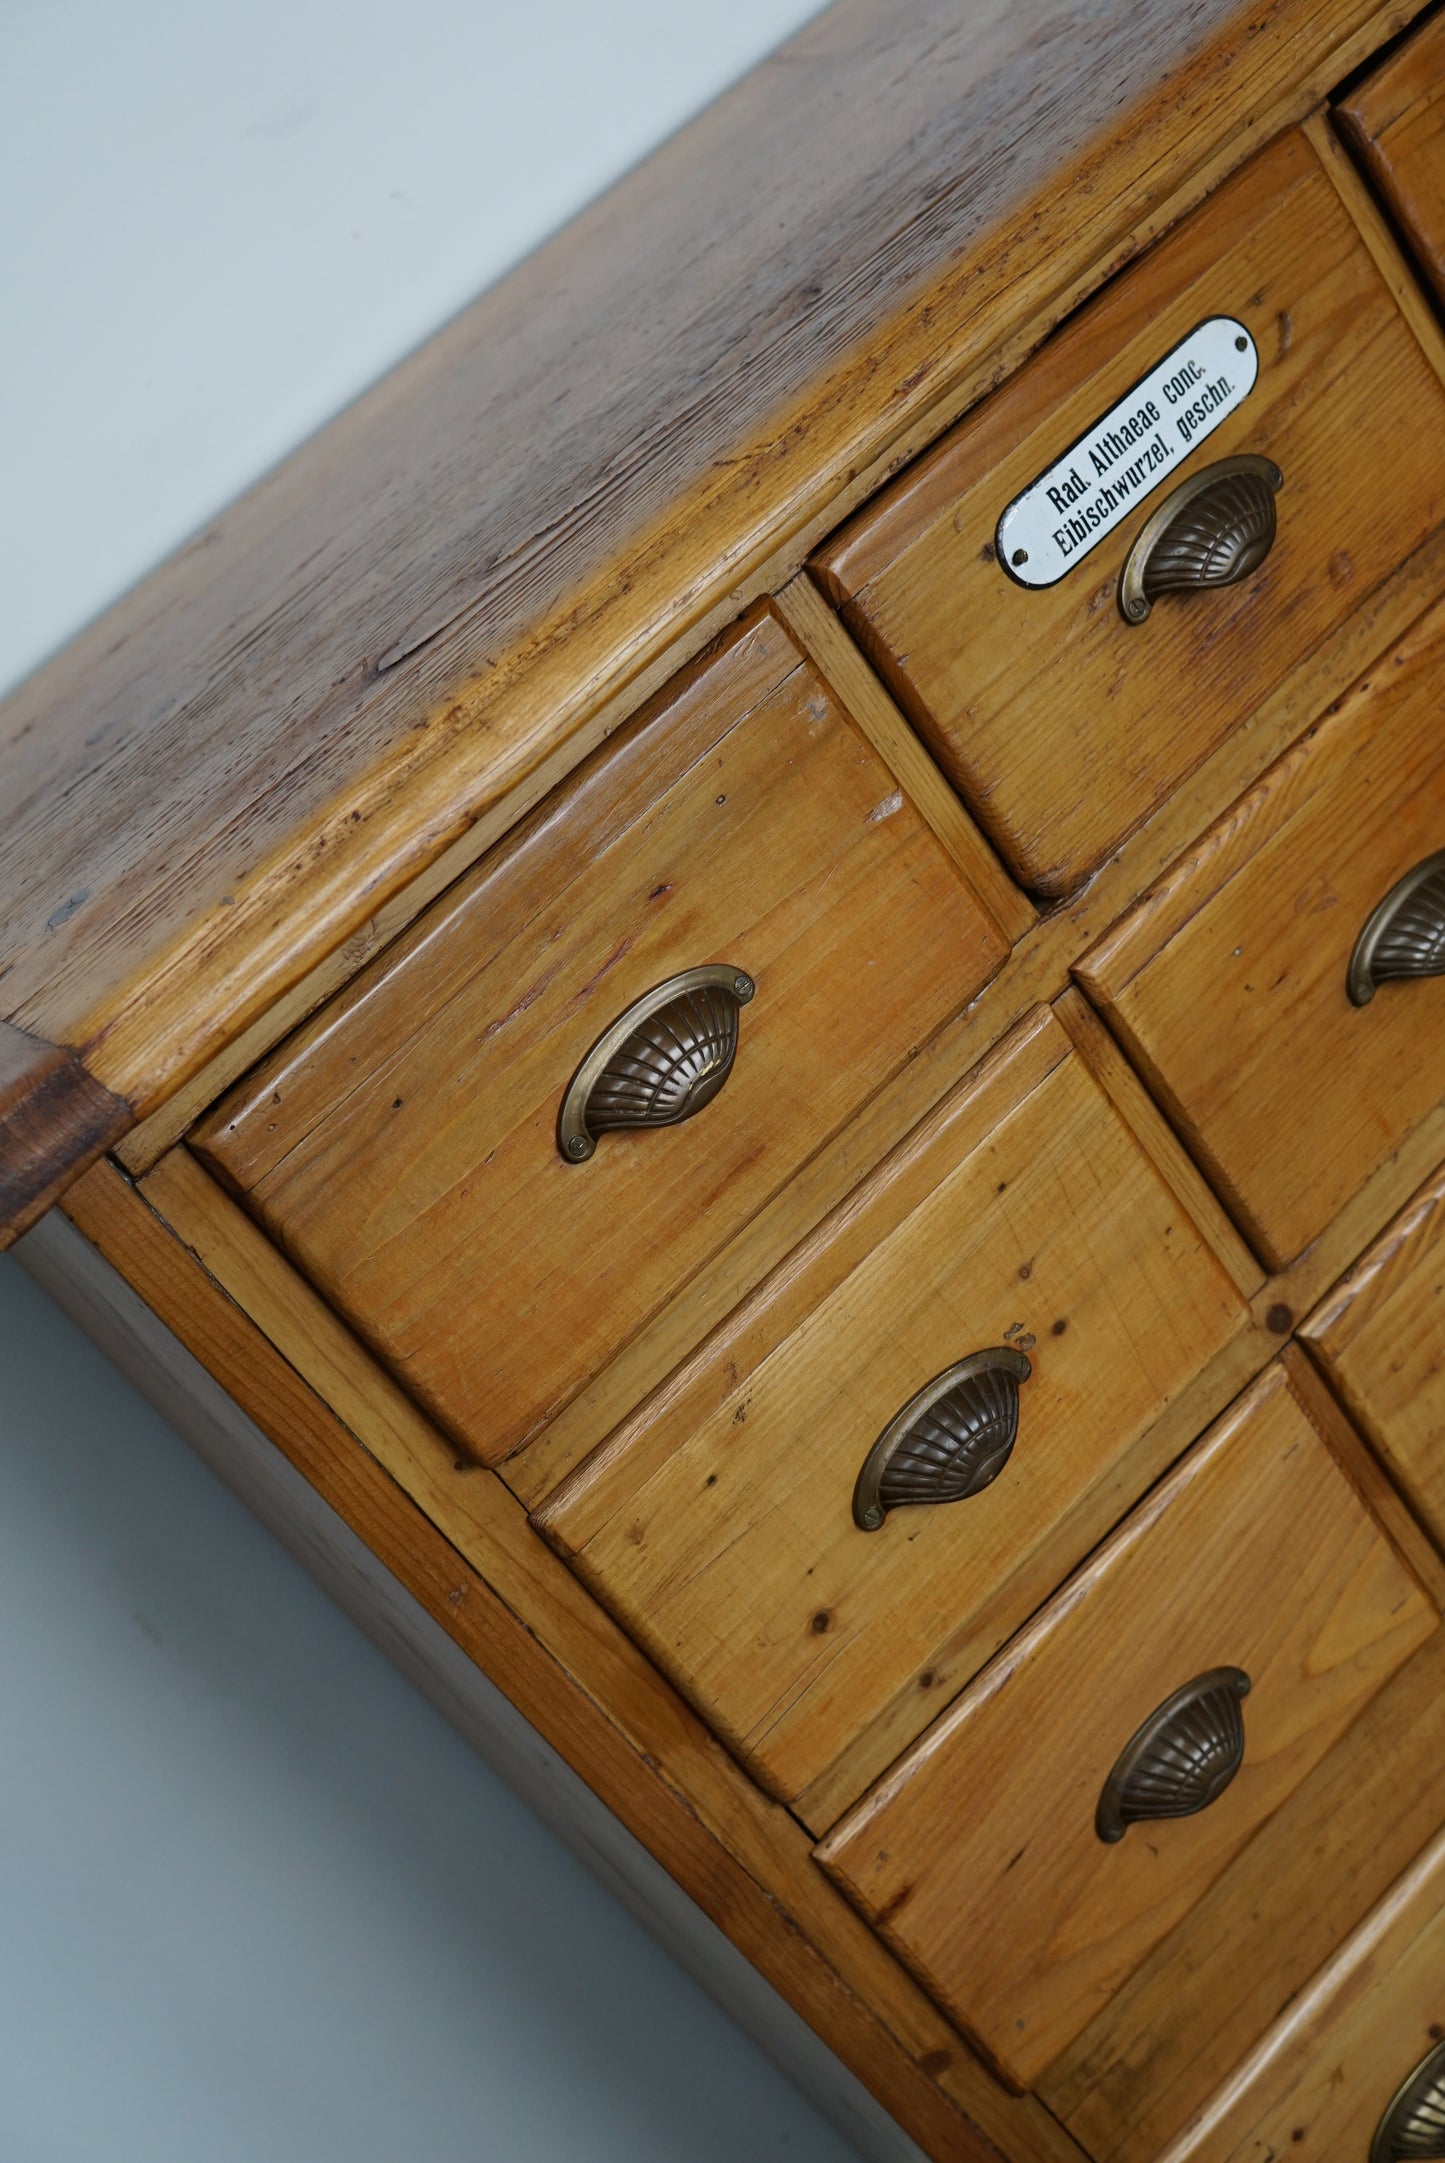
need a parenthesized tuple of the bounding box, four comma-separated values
(9, 9, 1445, 2160)
(813, 129, 1445, 897)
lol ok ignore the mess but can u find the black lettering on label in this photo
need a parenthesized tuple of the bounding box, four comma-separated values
(996, 320, 1255, 587)
(1162, 358, 1207, 404)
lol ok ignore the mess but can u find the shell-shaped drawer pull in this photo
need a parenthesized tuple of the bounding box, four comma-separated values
(1372, 2038, 1445, 2162)
(1348, 851, 1445, 1008)
(1095, 1666, 1251, 1844)
(1118, 453, 1283, 625)
(557, 964, 756, 1164)
(852, 1347, 1032, 1532)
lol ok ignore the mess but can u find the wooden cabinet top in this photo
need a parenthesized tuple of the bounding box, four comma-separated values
(0, 0, 1418, 1244)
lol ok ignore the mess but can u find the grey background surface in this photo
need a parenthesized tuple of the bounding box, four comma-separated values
(0, 4, 873, 2157)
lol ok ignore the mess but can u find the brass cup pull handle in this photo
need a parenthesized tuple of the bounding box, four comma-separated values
(852, 1346, 1032, 1532)
(1118, 453, 1282, 625)
(1371, 2036, 1445, 2162)
(1347, 850, 1445, 1008)
(557, 963, 756, 1164)
(1096, 1666, 1250, 1844)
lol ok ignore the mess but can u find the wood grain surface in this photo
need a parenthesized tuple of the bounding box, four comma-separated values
(814, 127, 1445, 894)
(817, 1360, 1438, 2090)
(1043, 1617, 1445, 2160)
(1155, 1819, 1445, 2160)
(192, 607, 1008, 1467)
(1077, 591, 1445, 1270)
(206, 500, 1445, 1516)
(68, 1153, 1090, 2163)
(0, 1019, 131, 1245)
(541, 1008, 1249, 1814)
(0, 0, 1420, 1241)
(1339, 9, 1445, 301)
(1302, 1160, 1445, 1549)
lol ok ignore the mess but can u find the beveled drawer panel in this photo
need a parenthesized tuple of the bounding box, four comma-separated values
(190, 606, 1010, 1467)
(539, 1007, 1250, 1817)
(1339, 12, 1445, 308)
(1042, 1626, 1445, 2163)
(1076, 594, 1445, 1272)
(1302, 1161, 1445, 1553)
(812, 128, 1445, 896)
(816, 1360, 1437, 2091)
(1157, 1823, 1445, 2162)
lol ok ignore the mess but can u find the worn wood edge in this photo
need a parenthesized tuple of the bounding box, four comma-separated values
(1052, 988, 1263, 1297)
(1296, 1161, 1445, 1551)
(773, 574, 1034, 945)
(12, 1204, 937, 2163)
(1300, 1156, 1445, 1357)
(1307, 104, 1445, 380)
(0, 1017, 132, 1250)
(1279, 1341, 1445, 1606)
(43, 1, 1423, 1141)
(85, 1151, 1081, 2163)
(1072, 697, 1357, 1004)
(1154, 1817, 1445, 2162)
(1261, 1097, 1445, 1333)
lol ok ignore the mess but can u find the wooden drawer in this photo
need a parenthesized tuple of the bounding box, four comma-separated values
(1041, 1624, 1445, 2163)
(539, 1006, 1251, 1819)
(189, 606, 1010, 1468)
(1339, 12, 1445, 308)
(1076, 594, 1445, 1272)
(816, 1359, 1438, 2091)
(1158, 1823, 1445, 2162)
(812, 128, 1445, 897)
(1303, 1161, 1445, 1554)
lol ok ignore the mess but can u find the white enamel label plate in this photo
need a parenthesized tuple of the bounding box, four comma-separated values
(996, 316, 1259, 589)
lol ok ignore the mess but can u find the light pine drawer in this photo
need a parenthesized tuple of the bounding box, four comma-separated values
(1303, 1161, 1445, 1554)
(816, 1359, 1438, 2091)
(190, 606, 1011, 1467)
(538, 1006, 1250, 1820)
(1158, 1823, 1445, 2162)
(812, 128, 1445, 896)
(1077, 594, 1445, 1272)
(1040, 1626, 1445, 2163)
(1339, 11, 1445, 308)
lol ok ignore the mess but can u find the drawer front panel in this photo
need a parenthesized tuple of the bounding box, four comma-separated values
(191, 608, 1009, 1467)
(1077, 595, 1445, 1272)
(813, 128, 1445, 896)
(1339, 12, 1445, 308)
(540, 1008, 1250, 1814)
(1042, 1627, 1445, 2163)
(1303, 1161, 1445, 1551)
(817, 1361, 1437, 2090)
(1158, 1824, 1445, 2162)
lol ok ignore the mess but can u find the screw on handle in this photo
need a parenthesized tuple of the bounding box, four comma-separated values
(1370, 2036, 1445, 2162)
(1347, 850, 1445, 1008)
(852, 1347, 1032, 1531)
(1095, 1667, 1250, 1844)
(556, 963, 755, 1164)
(1117, 453, 1282, 625)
